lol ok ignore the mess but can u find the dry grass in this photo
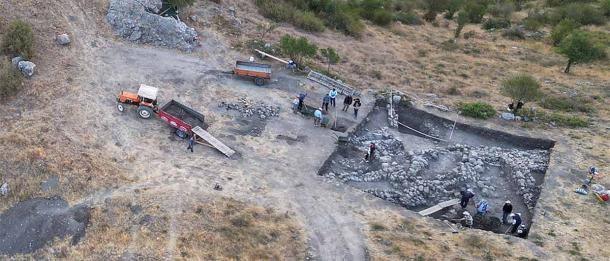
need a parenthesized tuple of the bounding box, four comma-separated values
(10, 194, 306, 260)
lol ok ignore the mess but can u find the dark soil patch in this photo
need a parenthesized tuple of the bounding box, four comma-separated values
(0, 197, 90, 255)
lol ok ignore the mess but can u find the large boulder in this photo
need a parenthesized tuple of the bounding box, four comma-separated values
(11, 57, 23, 68)
(17, 61, 35, 78)
(106, 0, 199, 51)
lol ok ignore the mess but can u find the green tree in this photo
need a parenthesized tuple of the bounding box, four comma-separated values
(279, 35, 318, 66)
(600, 0, 610, 17)
(557, 31, 607, 73)
(424, 0, 450, 22)
(320, 47, 340, 72)
(463, 0, 488, 23)
(501, 74, 543, 112)
(455, 11, 469, 38)
(445, 0, 465, 19)
(166, 0, 196, 9)
(1, 20, 34, 59)
(550, 19, 580, 46)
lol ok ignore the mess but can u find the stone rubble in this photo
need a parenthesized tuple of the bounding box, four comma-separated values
(321, 128, 549, 210)
(56, 34, 71, 45)
(106, 0, 199, 51)
(17, 61, 36, 78)
(218, 97, 280, 120)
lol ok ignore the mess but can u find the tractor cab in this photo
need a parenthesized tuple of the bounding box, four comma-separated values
(117, 84, 159, 119)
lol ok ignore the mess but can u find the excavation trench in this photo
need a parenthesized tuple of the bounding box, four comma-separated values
(319, 100, 554, 236)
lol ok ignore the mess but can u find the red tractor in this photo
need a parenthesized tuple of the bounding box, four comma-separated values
(116, 84, 159, 119)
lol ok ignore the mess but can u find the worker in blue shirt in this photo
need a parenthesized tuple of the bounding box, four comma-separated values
(329, 88, 338, 107)
(314, 108, 323, 127)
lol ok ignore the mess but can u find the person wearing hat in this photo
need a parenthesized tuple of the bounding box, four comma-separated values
(314, 108, 323, 127)
(476, 199, 489, 215)
(502, 200, 513, 224)
(453, 211, 473, 228)
(509, 213, 522, 234)
(459, 188, 475, 208)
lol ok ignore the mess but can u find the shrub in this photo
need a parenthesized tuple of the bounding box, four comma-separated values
(279, 34, 318, 65)
(548, 113, 589, 127)
(502, 26, 525, 40)
(371, 9, 394, 26)
(440, 39, 459, 51)
(455, 11, 469, 38)
(293, 11, 326, 32)
(0, 58, 23, 99)
(463, 30, 476, 39)
(548, 3, 605, 26)
(395, 11, 423, 25)
(327, 8, 365, 37)
(501, 74, 543, 106)
(601, 0, 610, 16)
(557, 31, 607, 73)
(1, 20, 34, 59)
(539, 95, 595, 113)
(522, 17, 544, 31)
(445, 0, 465, 19)
(463, 0, 488, 23)
(482, 18, 511, 30)
(424, 0, 450, 22)
(545, 0, 597, 7)
(550, 19, 580, 46)
(488, 2, 515, 19)
(458, 102, 497, 119)
(255, 0, 295, 22)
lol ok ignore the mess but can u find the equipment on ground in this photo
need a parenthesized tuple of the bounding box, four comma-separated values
(116, 84, 159, 119)
(191, 126, 235, 157)
(418, 198, 461, 216)
(307, 70, 360, 97)
(233, 61, 272, 86)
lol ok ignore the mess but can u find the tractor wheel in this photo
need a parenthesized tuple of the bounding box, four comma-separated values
(117, 103, 125, 112)
(137, 106, 153, 119)
(254, 77, 264, 86)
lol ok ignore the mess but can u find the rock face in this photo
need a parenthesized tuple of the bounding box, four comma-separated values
(17, 61, 35, 77)
(106, 0, 199, 51)
(56, 34, 71, 45)
(218, 98, 281, 119)
(0, 197, 90, 255)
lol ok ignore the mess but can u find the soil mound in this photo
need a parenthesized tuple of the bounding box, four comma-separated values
(0, 197, 90, 255)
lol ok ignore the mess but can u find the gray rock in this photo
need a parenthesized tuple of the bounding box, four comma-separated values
(18, 61, 35, 77)
(11, 57, 23, 68)
(106, 0, 198, 51)
(0, 182, 7, 196)
(501, 112, 515, 121)
(56, 34, 71, 45)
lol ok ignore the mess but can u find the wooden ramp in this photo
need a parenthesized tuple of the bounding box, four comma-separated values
(192, 126, 235, 158)
(418, 198, 460, 216)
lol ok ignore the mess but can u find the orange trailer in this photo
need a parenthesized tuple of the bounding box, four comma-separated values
(233, 61, 272, 86)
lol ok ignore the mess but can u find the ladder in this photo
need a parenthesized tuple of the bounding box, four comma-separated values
(307, 70, 360, 96)
(418, 198, 460, 216)
(191, 126, 235, 158)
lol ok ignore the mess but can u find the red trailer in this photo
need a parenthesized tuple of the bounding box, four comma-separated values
(233, 61, 272, 86)
(158, 99, 205, 138)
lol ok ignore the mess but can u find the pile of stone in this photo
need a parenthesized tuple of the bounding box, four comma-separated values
(218, 98, 280, 120)
(106, 0, 198, 51)
(321, 128, 550, 210)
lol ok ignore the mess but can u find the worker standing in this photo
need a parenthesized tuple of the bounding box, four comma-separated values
(459, 188, 475, 208)
(298, 92, 307, 111)
(353, 98, 361, 119)
(502, 200, 513, 224)
(342, 95, 353, 112)
(314, 108, 322, 127)
(322, 94, 330, 111)
(187, 135, 195, 153)
(509, 213, 522, 234)
(329, 88, 338, 107)
(292, 96, 300, 113)
(365, 143, 376, 161)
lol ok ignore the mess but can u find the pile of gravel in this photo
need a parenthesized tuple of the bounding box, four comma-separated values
(322, 128, 549, 209)
(106, 0, 198, 51)
(218, 97, 280, 120)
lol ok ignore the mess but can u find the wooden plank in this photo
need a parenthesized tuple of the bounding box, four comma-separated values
(255, 49, 289, 64)
(418, 199, 460, 216)
(192, 126, 235, 157)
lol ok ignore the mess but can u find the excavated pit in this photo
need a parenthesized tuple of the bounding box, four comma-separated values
(319, 101, 554, 235)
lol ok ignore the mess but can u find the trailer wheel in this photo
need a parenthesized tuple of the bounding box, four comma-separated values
(117, 103, 125, 112)
(137, 106, 153, 119)
(254, 77, 264, 86)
